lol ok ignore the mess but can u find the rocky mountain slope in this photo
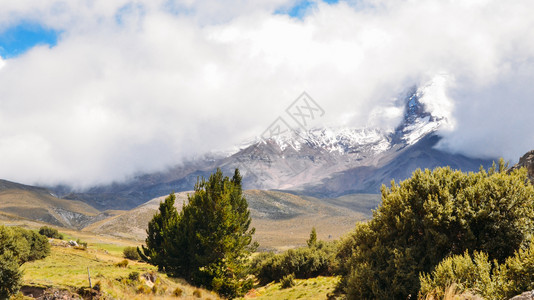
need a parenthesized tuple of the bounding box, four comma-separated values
(510, 150, 534, 183)
(52, 81, 495, 210)
(0, 179, 105, 228)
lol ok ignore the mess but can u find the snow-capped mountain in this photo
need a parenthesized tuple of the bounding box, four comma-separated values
(53, 81, 493, 210)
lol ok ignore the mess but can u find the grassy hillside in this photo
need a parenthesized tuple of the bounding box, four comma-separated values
(84, 190, 379, 250)
(17, 227, 221, 299)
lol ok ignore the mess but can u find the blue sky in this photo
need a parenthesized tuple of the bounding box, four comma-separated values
(0, 22, 60, 59)
(277, 0, 339, 19)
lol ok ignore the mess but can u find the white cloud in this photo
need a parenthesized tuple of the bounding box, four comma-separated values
(1, 0, 534, 187)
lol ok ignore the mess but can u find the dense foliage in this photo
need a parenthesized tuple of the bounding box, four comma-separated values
(339, 162, 534, 299)
(0, 225, 51, 298)
(140, 169, 256, 299)
(39, 226, 63, 239)
(0, 251, 22, 300)
(252, 230, 338, 284)
(420, 241, 534, 300)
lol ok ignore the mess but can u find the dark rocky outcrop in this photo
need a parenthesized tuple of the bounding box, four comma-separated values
(510, 150, 534, 184)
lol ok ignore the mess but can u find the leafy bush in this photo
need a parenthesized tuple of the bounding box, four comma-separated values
(123, 246, 141, 260)
(0, 225, 50, 298)
(38, 226, 63, 239)
(128, 271, 140, 281)
(420, 242, 534, 300)
(340, 163, 534, 299)
(419, 251, 495, 299)
(0, 251, 22, 299)
(0, 225, 50, 264)
(252, 241, 337, 284)
(115, 259, 129, 268)
(280, 273, 296, 289)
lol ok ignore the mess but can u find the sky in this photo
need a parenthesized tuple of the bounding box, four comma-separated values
(1, 0, 534, 188)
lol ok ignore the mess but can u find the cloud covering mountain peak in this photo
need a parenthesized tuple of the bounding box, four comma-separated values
(1, 0, 534, 187)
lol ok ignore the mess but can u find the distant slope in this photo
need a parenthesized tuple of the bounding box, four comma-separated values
(84, 190, 380, 250)
(0, 179, 104, 229)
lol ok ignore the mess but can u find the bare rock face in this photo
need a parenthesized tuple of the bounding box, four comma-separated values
(510, 150, 534, 183)
(510, 290, 534, 300)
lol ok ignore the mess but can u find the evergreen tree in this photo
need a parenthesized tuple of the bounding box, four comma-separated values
(307, 227, 317, 247)
(139, 192, 179, 271)
(142, 169, 256, 298)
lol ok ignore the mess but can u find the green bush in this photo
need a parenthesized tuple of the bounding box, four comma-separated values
(123, 246, 141, 260)
(38, 226, 63, 239)
(0, 225, 50, 299)
(252, 241, 337, 284)
(420, 242, 534, 300)
(419, 251, 495, 299)
(340, 163, 534, 299)
(115, 259, 129, 268)
(280, 273, 296, 289)
(0, 225, 50, 264)
(128, 271, 140, 281)
(0, 251, 23, 299)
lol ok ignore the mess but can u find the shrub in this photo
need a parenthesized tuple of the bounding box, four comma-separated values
(1, 225, 50, 264)
(193, 289, 202, 297)
(136, 284, 152, 294)
(76, 239, 88, 249)
(419, 251, 495, 299)
(0, 251, 22, 299)
(280, 273, 296, 289)
(38, 226, 63, 239)
(123, 246, 141, 260)
(420, 226, 534, 300)
(252, 241, 337, 284)
(115, 260, 129, 268)
(173, 287, 183, 297)
(340, 163, 534, 299)
(128, 271, 140, 281)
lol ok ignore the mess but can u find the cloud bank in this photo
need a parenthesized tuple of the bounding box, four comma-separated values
(1, 0, 534, 188)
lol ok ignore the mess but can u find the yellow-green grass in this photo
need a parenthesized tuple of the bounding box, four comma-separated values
(21, 237, 221, 299)
(242, 276, 340, 300)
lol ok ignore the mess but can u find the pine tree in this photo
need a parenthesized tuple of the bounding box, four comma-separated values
(168, 168, 256, 298)
(141, 169, 256, 299)
(139, 192, 179, 271)
(307, 227, 317, 247)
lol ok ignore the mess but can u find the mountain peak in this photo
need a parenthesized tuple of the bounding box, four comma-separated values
(393, 78, 450, 146)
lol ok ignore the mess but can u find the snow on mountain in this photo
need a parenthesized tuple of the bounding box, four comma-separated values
(246, 79, 446, 159)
